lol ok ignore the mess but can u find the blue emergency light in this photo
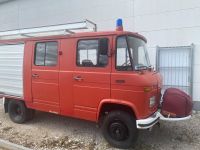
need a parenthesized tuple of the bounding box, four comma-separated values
(116, 18, 123, 31)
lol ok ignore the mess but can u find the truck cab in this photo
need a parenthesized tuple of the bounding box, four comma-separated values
(24, 30, 162, 120)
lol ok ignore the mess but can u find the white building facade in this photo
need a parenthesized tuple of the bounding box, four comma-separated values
(0, 0, 200, 109)
(134, 0, 200, 109)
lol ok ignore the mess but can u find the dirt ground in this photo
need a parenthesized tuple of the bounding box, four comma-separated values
(0, 101, 200, 150)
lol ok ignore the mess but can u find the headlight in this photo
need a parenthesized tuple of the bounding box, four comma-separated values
(149, 96, 156, 108)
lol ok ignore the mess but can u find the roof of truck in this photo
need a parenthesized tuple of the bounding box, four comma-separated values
(0, 31, 147, 44)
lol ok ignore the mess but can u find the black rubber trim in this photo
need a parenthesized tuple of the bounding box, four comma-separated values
(138, 117, 160, 128)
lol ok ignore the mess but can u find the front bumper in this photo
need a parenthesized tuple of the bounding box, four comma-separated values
(136, 111, 191, 129)
(136, 112, 160, 129)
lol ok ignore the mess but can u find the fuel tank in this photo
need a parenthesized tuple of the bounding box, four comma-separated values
(161, 88, 193, 118)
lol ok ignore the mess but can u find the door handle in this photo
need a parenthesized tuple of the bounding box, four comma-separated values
(32, 74, 39, 78)
(73, 76, 83, 81)
(115, 79, 125, 83)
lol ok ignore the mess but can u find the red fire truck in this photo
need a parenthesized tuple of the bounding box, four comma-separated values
(0, 19, 192, 148)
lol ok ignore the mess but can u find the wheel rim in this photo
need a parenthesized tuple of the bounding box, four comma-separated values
(108, 120, 129, 141)
(13, 104, 23, 116)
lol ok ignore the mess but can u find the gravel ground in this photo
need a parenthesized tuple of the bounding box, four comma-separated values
(0, 148, 8, 150)
(0, 101, 200, 150)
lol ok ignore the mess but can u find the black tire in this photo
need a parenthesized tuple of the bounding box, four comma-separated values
(8, 100, 30, 124)
(27, 109, 35, 121)
(102, 111, 138, 149)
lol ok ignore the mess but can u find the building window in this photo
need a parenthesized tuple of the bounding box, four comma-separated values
(77, 39, 108, 67)
(35, 42, 58, 66)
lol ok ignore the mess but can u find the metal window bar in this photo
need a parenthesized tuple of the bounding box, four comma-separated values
(156, 44, 194, 97)
(0, 19, 97, 40)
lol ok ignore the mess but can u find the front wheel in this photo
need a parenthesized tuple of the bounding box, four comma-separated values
(102, 111, 138, 149)
(8, 100, 32, 124)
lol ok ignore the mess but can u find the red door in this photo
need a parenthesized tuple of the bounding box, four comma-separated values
(72, 37, 112, 121)
(31, 40, 60, 113)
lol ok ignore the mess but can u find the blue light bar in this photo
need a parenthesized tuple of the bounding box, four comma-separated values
(116, 18, 123, 31)
(116, 18, 123, 27)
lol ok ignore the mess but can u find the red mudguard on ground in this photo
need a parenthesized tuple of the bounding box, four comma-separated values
(161, 88, 193, 118)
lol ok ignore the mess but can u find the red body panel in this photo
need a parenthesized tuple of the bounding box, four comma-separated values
(0, 31, 162, 122)
(59, 38, 75, 116)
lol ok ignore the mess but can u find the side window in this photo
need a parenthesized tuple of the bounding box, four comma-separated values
(77, 38, 108, 67)
(35, 42, 58, 66)
(35, 43, 46, 66)
(45, 42, 58, 66)
(116, 36, 132, 71)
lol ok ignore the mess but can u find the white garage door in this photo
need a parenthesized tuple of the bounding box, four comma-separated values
(0, 43, 24, 97)
(156, 45, 193, 96)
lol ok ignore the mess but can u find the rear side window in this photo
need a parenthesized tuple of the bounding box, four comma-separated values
(35, 42, 58, 66)
(77, 39, 108, 67)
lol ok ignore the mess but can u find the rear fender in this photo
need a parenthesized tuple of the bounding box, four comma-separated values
(3, 97, 24, 113)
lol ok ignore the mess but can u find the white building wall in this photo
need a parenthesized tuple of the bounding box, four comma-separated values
(134, 0, 200, 105)
(0, 0, 134, 32)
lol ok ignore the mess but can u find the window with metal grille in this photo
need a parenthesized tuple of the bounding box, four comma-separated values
(156, 45, 194, 96)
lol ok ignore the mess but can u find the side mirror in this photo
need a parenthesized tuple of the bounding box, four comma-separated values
(99, 38, 108, 55)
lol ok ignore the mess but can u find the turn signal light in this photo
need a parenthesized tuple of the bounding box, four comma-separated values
(144, 87, 152, 92)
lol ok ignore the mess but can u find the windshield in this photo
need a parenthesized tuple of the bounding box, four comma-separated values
(116, 36, 151, 71)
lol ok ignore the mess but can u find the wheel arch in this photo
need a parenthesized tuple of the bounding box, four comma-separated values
(97, 99, 139, 122)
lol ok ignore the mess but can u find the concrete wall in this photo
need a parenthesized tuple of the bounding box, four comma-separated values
(0, 0, 134, 31)
(134, 0, 200, 108)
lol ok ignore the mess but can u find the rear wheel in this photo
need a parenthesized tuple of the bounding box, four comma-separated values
(102, 111, 138, 149)
(8, 100, 33, 124)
